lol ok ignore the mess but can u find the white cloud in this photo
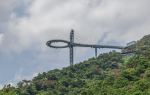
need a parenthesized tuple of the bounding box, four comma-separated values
(1, 0, 150, 53)
(0, 0, 18, 20)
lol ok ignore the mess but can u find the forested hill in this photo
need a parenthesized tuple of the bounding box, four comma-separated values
(0, 34, 150, 95)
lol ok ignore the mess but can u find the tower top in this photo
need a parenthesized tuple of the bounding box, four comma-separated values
(71, 29, 74, 34)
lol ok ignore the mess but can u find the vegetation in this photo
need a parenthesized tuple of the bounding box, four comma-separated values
(0, 34, 150, 95)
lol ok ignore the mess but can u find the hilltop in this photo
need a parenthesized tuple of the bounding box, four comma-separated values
(0, 34, 150, 95)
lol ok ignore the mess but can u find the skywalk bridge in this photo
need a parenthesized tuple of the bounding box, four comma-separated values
(46, 30, 126, 66)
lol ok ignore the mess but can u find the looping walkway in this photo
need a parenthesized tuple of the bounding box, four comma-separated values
(46, 30, 125, 66)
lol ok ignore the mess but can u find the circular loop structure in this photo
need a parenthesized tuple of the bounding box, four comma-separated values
(46, 40, 70, 48)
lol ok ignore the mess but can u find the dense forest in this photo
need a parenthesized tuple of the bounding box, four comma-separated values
(0, 34, 150, 95)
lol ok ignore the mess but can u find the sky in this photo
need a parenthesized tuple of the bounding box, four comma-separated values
(0, 0, 150, 87)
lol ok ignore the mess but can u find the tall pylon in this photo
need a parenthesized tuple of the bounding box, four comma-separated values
(70, 29, 74, 66)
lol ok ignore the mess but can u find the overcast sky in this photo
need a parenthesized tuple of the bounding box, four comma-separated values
(0, 0, 150, 87)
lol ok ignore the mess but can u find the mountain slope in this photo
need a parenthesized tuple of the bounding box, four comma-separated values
(0, 34, 150, 95)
